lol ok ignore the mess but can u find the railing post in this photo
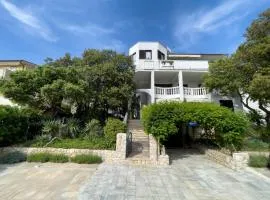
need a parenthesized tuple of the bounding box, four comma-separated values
(151, 71, 155, 103)
(178, 71, 184, 101)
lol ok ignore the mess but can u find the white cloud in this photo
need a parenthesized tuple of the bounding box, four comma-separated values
(0, 0, 56, 42)
(62, 23, 114, 36)
(173, 0, 252, 49)
(61, 22, 126, 52)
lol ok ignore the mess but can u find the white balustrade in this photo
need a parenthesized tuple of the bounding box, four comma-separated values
(135, 60, 208, 71)
(155, 86, 209, 100)
(155, 87, 180, 96)
(184, 87, 207, 96)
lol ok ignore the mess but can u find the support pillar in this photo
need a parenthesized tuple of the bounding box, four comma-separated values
(178, 70, 184, 101)
(151, 71, 155, 103)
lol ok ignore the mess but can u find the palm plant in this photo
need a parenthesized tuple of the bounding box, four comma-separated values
(42, 119, 65, 138)
(83, 119, 103, 139)
(66, 118, 80, 138)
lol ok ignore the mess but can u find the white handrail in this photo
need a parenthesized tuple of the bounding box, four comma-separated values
(155, 86, 180, 95)
(184, 87, 207, 96)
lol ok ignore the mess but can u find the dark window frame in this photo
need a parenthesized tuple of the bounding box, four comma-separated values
(158, 50, 165, 60)
(139, 50, 152, 60)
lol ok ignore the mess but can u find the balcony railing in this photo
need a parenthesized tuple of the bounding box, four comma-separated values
(155, 86, 209, 100)
(184, 87, 207, 96)
(155, 86, 180, 96)
(134, 60, 209, 71)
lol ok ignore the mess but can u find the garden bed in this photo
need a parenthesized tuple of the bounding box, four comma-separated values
(19, 138, 115, 150)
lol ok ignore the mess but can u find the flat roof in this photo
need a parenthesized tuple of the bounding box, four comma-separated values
(129, 41, 228, 56)
(0, 60, 37, 66)
(129, 41, 169, 50)
(168, 53, 227, 56)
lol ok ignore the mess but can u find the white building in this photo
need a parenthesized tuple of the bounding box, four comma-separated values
(129, 42, 243, 113)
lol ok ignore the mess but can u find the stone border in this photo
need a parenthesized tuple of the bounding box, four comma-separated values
(0, 133, 128, 163)
(196, 145, 249, 170)
(0, 133, 170, 166)
(149, 134, 169, 166)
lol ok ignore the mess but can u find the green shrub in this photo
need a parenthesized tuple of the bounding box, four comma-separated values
(48, 154, 69, 163)
(142, 102, 249, 151)
(42, 119, 65, 138)
(25, 138, 114, 149)
(65, 118, 81, 138)
(104, 118, 126, 144)
(27, 152, 68, 163)
(71, 154, 102, 164)
(0, 151, 27, 164)
(0, 106, 43, 146)
(242, 138, 269, 151)
(42, 118, 81, 139)
(248, 155, 268, 168)
(83, 119, 103, 139)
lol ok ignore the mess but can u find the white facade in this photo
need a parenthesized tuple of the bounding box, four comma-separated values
(129, 42, 243, 110)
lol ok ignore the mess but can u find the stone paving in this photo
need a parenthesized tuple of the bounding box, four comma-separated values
(0, 162, 98, 200)
(79, 149, 270, 200)
(0, 149, 270, 200)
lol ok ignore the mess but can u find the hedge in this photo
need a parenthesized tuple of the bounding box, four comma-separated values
(104, 118, 127, 146)
(0, 106, 43, 146)
(141, 102, 249, 151)
(27, 152, 69, 163)
(70, 154, 102, 164)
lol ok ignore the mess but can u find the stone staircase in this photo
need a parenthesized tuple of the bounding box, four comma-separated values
(127, 120, 151, 165)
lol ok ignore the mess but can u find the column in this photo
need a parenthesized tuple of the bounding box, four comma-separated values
(151, 70, 155, 103)
(178, 71, 184, 101)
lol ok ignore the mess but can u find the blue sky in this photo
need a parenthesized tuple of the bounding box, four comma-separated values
(0, 0, 269, 64)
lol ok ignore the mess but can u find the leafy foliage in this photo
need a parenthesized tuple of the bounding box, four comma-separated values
(242, 138, 269, 151)
(204, 8, 270, 127)
(104, 118, 127, 145)
(0, 49, 135, 124)
(248, 155, 269, 168)
(27, 152, 69, 163)
(0, 106, 43, 146)
(42, 119, 65, 138)
(83, 119, 103, 139)
(70, 154, 102, 164)
(24, 138, 115, 150)
(142, 102, 249, 151)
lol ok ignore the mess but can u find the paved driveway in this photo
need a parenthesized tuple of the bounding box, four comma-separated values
(0, 150, 270, 200)
(0, 163, 98, 199)
(80, 149, 270, 200)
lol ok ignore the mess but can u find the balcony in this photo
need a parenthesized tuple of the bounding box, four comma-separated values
(134, 60, 209, 71)
(155, 86, 180, 99)
(155, 86, 210, 101)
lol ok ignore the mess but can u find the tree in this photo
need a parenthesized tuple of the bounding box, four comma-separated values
(0, 50, 135, 123)
(204, 8, 270, 127)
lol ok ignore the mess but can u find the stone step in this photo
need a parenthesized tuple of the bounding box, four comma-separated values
(130, 130, 145, 133)
(132, 135, 149, 138)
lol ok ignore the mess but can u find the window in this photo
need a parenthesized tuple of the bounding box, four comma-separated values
(220, 100, 234, 111)
(158, 50, 165, 60)
(139, 50, 152, 60)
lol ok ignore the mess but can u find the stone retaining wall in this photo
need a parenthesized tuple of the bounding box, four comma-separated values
(0, 133, 171, 166)
(196, 145, 249, 170)
(0, 147, 121, 162)
(0, 133, 128, 163)
(149, 134, 169, 166)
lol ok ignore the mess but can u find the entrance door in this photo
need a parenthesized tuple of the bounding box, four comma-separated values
(131, 95, 140, 119)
